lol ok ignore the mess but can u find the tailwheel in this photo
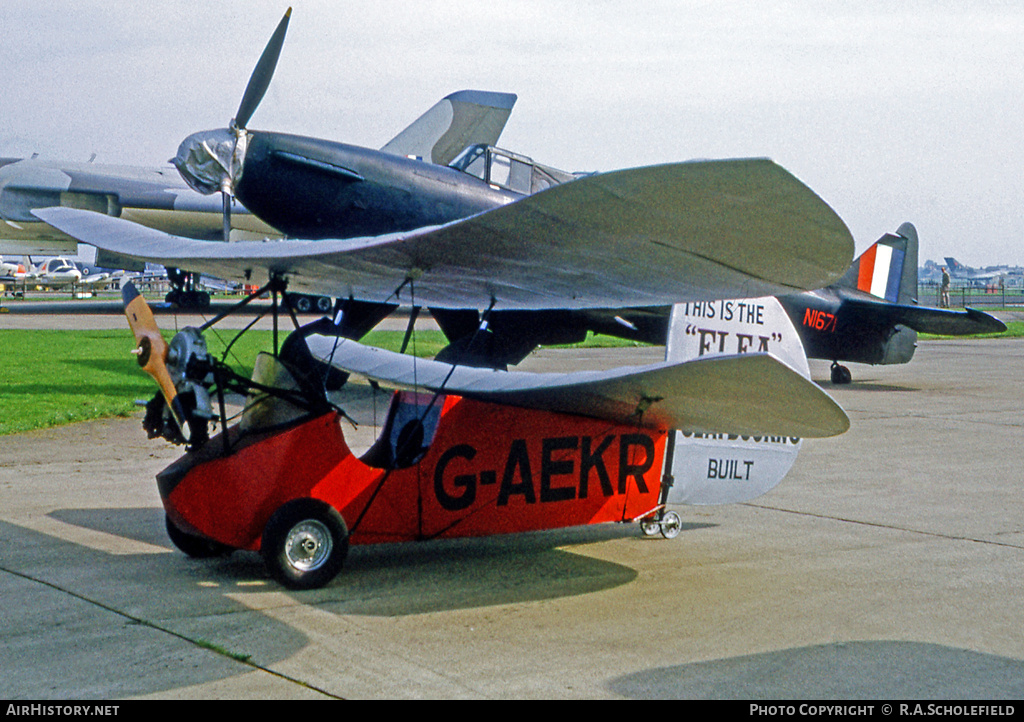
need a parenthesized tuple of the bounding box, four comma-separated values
(261, 498, 349, 590)
(640, 517, 662, 537)
(659, 511, 682, 539)
(639, 509, 682, 539)
(830, 361, 852, 385)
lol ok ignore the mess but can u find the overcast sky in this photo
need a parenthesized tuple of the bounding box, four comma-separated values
(3, 0, 1023, 266)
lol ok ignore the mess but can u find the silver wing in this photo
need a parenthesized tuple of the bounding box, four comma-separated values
(35, 157, 854, 310)
(305, 334, 849, 438)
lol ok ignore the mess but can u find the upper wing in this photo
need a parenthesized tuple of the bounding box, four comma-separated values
(305, 334, 849, 438)
(380, 90, 518, 166)
(35, 158, 854, 310)
(843, 298, 1007, 336)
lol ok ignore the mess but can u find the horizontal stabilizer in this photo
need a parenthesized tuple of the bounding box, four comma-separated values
(305, 335, 849, 438)
(35, 158, 853, 310)
(843, 299, 1006, 336)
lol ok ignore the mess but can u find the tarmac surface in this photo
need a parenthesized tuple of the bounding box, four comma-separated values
(1, 307, 1023, 699)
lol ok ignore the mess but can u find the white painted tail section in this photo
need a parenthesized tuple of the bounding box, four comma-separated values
(664, 297, 809, 505)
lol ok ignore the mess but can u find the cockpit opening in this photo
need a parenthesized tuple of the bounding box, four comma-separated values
(448, 144, 578, 195)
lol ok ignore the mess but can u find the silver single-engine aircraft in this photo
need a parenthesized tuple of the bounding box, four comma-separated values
(942, 256, 1012, 284)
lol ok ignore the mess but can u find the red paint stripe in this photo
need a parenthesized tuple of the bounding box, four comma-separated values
(857, 244, 877, 292)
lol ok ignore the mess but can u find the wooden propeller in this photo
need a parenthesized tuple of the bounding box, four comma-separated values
(121, 281, 190, 438)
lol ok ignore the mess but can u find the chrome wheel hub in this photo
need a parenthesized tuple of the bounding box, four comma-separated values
(284, 520, 332, 572)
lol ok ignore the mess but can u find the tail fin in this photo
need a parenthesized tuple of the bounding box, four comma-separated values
(662, 296, 815, 505)
(944, 257, 965, 274)
(380, 90, 517, 166)
(837, 222, 919, 303)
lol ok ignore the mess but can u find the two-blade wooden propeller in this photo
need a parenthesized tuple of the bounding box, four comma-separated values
(122, 281, 191, 439)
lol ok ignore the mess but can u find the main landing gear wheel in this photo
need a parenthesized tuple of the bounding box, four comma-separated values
(165, 515, 232, 558)
(640, 510, 682, 539)
(830, 362, 852, 385)
(261, 498, 349, 590)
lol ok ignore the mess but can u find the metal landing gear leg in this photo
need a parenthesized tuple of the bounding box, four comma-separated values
(638, 430, 682, 539)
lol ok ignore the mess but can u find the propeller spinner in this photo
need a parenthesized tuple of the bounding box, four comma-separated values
(172, 7, 292, 241)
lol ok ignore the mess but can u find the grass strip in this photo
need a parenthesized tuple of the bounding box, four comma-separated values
(0, 328, 643, 436)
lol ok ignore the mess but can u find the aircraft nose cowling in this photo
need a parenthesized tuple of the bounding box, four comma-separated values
(172, 128, 249, 196)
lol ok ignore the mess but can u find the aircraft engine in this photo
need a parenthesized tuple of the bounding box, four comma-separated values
(165, 328, 216, 423)
(142, 327, 216, 447)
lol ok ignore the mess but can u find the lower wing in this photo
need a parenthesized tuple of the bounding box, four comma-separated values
(305, 334, 850, 439)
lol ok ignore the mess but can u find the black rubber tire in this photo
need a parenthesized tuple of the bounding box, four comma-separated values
(831, 364, 852, 385)
(165, 515, 232, 558)
(261, 498, 349, 590)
